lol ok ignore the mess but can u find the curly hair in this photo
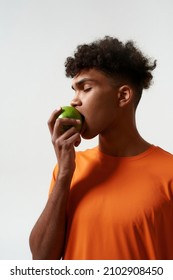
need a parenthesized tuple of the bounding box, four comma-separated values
(65, 36, 156, 105)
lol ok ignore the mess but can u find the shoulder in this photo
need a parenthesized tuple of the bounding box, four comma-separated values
(151, 147, 173, 182)
(150, 146, 173, 171)
(154, 146, 173, 162)
(73, 146, 99, 178)
(75, 146, 99, 161)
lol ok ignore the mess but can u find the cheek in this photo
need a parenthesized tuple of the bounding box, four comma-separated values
(95, 99, 117, 123)
(86, 105, 116, 135)
(82, 91, 117, 134)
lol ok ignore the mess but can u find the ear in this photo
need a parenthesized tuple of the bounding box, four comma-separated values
(117, 85, 133, 107)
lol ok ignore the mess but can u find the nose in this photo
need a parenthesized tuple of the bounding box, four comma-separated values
(70, 92, 82, 107)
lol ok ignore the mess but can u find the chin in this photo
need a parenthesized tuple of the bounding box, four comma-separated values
(81, 130, 98, 140)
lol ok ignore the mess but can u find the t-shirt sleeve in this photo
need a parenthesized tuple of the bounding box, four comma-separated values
(48, 164, 59, 196)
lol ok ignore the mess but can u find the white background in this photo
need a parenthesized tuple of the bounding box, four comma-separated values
(0, 0, 173, 260)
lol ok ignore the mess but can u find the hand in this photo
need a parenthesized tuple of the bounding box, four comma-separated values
(47, 108, 81, 176)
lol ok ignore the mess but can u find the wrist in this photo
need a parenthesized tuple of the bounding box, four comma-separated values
(58, 169, 74, 184)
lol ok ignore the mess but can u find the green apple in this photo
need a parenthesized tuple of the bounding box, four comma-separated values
(58, 106, 83, 132)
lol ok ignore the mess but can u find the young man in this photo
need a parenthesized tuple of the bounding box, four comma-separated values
(29, 36, 173, 260)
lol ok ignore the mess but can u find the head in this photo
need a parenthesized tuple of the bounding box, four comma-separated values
(65, 36, 156, 109)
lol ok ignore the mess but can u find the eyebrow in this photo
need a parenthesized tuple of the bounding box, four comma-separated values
(71, 78, 96, 90)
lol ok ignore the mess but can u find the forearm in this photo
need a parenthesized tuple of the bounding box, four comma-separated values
(29, 173, 72, 260)
(30, 108, 81, 259)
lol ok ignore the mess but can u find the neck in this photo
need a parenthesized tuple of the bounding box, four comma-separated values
(99, 116, 151, 157)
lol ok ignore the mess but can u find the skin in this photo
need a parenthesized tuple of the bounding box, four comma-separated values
(29, 68, 151, 259)
(71, 69, 151, 156)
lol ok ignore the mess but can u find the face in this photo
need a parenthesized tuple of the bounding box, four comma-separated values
(70, 68, 123, 139)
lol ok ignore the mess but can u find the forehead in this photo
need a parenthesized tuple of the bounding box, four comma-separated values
(72, 69, 112, 89)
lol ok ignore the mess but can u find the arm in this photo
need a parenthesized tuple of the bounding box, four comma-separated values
(29, 108, 81, 260)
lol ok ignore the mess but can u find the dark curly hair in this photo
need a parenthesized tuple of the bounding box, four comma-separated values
(65, 36, 157, 106)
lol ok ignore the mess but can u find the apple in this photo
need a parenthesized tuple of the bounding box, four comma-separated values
(58, 106, 83, 132)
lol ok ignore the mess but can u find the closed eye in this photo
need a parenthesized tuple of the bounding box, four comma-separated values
(84, 87, 92, 92)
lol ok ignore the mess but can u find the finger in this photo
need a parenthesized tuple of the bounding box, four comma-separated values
(47, 108, 62, 135)
(69, 132, 81, 147)
(53, 118, 81, 139)
(74, 134, 81, 147)
(55, 132, 81, 150)
(59, 127, 81, 147)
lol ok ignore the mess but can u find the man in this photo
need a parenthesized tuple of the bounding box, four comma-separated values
(29, 36, 173, 260)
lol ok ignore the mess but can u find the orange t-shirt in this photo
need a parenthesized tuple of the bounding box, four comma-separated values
(49, 145, 173, 259)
